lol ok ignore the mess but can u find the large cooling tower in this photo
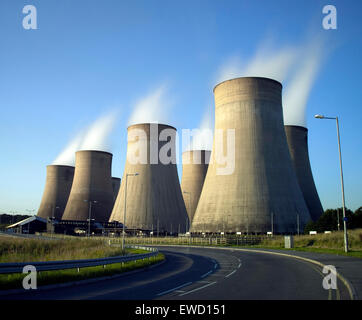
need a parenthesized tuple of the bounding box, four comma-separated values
(285, 125, 324, 221)
(37, 165, 74, 220)
(109, 123, 188, 233)
(112, 177, 121, 203)
(62, 150, 114, 222)
(181, 150, 210, 223)
(191, 77, 311, 234)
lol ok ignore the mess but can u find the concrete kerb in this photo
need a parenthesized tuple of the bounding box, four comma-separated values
(151, 244, 358, 300)
(0, 257, 166, 297)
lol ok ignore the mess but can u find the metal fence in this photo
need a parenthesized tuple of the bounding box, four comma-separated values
(119, 235, 274, 246)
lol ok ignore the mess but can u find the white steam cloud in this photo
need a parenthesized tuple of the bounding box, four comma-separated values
(217, 37, 327, 128)
(217, 44, 299, 84)
(52, 132, 84, 166)
(80, 111, 118, 151)
(282, 40, 325, 127)
(128, 85, 171, 126)
(52, 110, 118, 166)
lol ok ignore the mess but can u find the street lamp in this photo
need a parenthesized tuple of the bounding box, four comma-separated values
(183, 191, 191, 233)
(314, 114, 349, 252)
(84, 200, 98, 237)
(123, 173, 139, 251)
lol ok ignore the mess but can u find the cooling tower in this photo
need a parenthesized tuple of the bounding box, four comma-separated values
(109, 123, 188, 233)
(37, 165, 74, 220)
(62, 150, 114, 222)
(285, 125, 324, 221)
(191, 77, 311, 234)
(112, 177, 121, 203)
(181, 150, 211, 223)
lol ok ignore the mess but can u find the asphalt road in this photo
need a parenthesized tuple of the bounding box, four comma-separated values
(1, 246, 352, 300)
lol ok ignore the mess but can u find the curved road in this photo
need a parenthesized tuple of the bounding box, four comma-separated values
(2, 246, 351, 300)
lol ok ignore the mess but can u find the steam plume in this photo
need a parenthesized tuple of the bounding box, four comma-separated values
(282, 40, 325, 127)
(128, 85, 171, 126)
(52, 110, 118, 165)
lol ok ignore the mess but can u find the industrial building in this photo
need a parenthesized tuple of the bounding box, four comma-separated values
(62, 150, 115, 222)
(191, 77, 312, 234)
(181, 150, 210, 223)
(37, 165, 74, 220)
(285, 125, 324, 221)
(109, 123, 189, 234)
(112, 177, 121, 203)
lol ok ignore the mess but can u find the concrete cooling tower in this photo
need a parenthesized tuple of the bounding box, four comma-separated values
(181, 150, 211, 223)
(109, 123, 188, 233)
(37, 165, 74, 220)
(62, 150, 114, 222)
(112, 177, 121, 203)
(285, 125, 324, 221)
(191, 77, 311, 234)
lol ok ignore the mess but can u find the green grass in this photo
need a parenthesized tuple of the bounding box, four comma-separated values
(0, 253, 164, 291)
(0, 236, 165, 290)
(0, 236, 126, 263)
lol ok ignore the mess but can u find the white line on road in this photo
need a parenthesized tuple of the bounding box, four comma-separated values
(156, 282, 193, 296)
(225, 269, 237, 278)
(201, 270, 213, 278)
(178, 281, 217, 296)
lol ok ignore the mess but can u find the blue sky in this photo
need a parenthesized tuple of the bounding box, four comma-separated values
(0, 0, 361, 215)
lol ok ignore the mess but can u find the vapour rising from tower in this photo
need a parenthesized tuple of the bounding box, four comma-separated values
(285, 125, 324, 221)
(109, 123, 188, 233)
(191, 77, 311, 234)
(62, 150, 114, 222)
(37, 165, 74, 220)
(181, 150, 211, 223)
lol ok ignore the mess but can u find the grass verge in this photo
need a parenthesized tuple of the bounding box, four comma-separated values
(0, 253, 164, 291)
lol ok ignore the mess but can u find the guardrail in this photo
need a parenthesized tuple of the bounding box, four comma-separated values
(0, 245, 158, 274)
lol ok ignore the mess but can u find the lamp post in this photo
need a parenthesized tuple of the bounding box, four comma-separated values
(123, 173, 139, 251)
(84, 200, 97, 237)
(183, 191, 191, 233)
(315, 114, 348, 252)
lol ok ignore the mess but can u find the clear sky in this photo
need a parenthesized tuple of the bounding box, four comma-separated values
(0, 0, 361, 215)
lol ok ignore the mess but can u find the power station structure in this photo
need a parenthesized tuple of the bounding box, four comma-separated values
(62, 150, 114, 222)
(109, 123, 188, 234)
(285, 125, 324, 221)
(181, 150, 211, 223)
(37, 165, 74, 220)
(191, 77, 312, 234)
(112, 177, 121, 203)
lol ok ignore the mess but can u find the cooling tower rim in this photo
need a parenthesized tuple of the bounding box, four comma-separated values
(284, 125, 308, 131)
(213, 76, 282, 93)
(127, 123, 177, 131)
(75, 150, 113, 156)
(46, 164, 75, 169)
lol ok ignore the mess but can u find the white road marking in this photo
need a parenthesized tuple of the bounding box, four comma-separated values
(225, 269, 237, 278)
(178, 281, 217, 296)
(156, 282, 193, 296)
(201, 270, 213, 278)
